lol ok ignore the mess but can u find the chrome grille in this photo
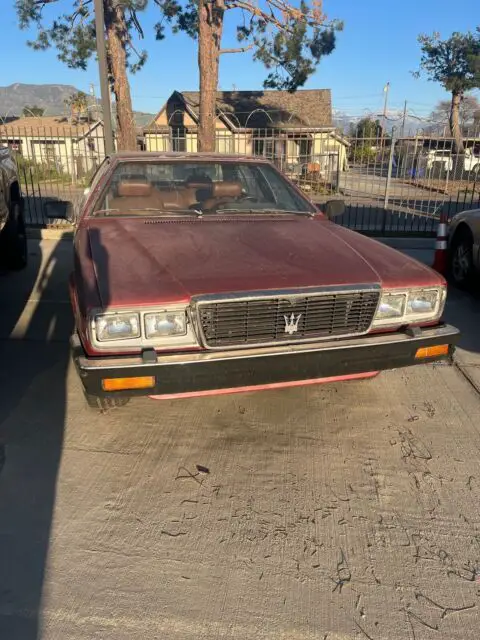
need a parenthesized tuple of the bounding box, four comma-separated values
(197, 289, 380, 348)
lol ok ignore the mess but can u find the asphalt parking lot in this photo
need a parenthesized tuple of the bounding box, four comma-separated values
(1, 236, 480, 640)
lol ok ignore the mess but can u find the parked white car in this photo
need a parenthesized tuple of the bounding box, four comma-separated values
(427, 148, 480, 175)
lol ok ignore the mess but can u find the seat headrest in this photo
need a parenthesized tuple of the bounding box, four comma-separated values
(211, 181, 242, 198)
(117, 181, 153, 197)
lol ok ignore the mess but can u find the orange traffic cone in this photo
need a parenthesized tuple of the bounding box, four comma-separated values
(432, 213, 448, 275)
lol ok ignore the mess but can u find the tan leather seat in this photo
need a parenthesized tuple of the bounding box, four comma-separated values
(199, 181, 242, 210)
(108, 179, 242, 214)
(109, 181, 164, 213)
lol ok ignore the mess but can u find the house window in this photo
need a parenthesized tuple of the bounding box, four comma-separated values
(253, 138, 275, 158)
(38, 143, 57, 167)
(253, 138, 286, 162)
(170, 104, 184, 125)
(299, 138, 312, 161)
(215, 135, 233, 154)
(171, 127, 186, 152)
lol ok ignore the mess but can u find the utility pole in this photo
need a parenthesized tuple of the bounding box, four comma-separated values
(381, 82, 390, 135)
(89, 83, 97, 122)
(93, 0, 114, 155)
(401, 100, 407, 138)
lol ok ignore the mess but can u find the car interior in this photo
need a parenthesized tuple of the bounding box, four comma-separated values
(107, 178, 244, 213)
(94, 161, 315, 216)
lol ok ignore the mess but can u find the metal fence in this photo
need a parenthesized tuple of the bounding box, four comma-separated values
(0, 119, 107, 227)
(334, 126, 480, 235)
(1, 119, 479, 236)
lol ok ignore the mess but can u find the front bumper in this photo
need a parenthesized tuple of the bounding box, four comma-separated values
(71, 323, 460, 400)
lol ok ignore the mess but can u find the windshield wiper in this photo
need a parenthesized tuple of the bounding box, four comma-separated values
(93, 208, 120, 215)
(94, 207, 203, 217)
(214, 208, 313, 217)
(129, 208, 203, 216)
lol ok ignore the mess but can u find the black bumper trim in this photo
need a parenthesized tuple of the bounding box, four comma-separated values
(71, 324, 460, 399)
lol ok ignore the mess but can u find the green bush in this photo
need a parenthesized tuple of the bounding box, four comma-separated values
(77, 167, 97, 188)
(14, 154, 70, 185)
(350, 145, 377, 165)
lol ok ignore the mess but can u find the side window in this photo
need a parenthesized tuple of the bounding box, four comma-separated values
(236, 165, 273, 202)
(258, 166, 308, 210)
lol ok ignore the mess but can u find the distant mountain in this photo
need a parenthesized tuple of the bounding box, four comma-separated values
(0, 83, 154, 126)
(333, 109, 430, 137)
(0, 83, 81, 116)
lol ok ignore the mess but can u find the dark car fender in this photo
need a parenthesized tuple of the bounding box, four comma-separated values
(448, 209, 480, 271)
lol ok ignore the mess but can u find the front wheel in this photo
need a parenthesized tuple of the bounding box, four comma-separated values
(1, 202, 27, 270)
(449, 232, 474, 288)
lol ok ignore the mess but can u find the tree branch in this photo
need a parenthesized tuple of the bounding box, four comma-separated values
(69, 0, 93, 30)
(220, 41, 255, 54)
(130, 9, 144, 39)
(225, 0, 290, 33)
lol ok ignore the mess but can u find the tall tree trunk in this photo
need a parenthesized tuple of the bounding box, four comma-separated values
(198, 0, 223, 152)
(104, 1, 136, 151)
(450, 91, 464, 155)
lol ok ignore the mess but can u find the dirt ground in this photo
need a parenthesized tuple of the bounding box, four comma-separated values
(1, 238, 480, 640)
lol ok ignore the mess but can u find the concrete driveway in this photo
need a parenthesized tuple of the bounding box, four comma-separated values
(1, 237, 480, 640)
(338, 166, 435, 201)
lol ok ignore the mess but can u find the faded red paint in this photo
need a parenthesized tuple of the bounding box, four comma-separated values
(72, 153, 446, 356)
(78, 216, 441, 310)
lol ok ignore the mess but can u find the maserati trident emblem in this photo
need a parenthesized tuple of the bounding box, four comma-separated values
(284, 312, 302, 335)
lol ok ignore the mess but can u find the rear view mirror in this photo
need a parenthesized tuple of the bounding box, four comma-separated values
(324, 200, 345, 219)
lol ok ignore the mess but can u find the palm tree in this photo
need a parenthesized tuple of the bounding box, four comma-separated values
(64, 91, 89, 122)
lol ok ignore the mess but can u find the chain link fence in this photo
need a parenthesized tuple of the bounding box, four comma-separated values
(1, 118, 479, 236)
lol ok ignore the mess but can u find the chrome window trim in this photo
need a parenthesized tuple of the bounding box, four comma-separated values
(191, 284, 382, 351)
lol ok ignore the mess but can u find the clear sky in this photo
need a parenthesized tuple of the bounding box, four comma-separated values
(1, 0, 479, 119)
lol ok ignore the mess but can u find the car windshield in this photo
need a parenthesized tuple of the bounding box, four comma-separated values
(92, 160, 315, 217)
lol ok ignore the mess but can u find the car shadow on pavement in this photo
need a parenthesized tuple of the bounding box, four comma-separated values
(444, 285, 480, 355)
(0, 237, 73, 640)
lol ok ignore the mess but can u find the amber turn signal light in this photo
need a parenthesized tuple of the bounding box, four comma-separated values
(415, 344, 449, 359)
(102, 376, 155, 391)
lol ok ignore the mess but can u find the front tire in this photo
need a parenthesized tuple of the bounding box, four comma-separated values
(449, 229, 474, 288)
(1, 202, 27, 270)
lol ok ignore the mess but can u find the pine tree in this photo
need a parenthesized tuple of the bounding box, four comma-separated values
(156, 0, 342, 150)
(416, 31, 480, 153)
(15, 0, 151, 150)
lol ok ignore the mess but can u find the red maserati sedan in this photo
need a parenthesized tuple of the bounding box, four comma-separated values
(62, 152, 459, 409)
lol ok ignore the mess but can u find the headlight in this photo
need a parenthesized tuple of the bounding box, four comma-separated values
(95, 312, 140, 342)
(373, 287, 445, 328)
(145, 311, 187, 338)
(375, 293, 406, 322)
(406, 289, 440, 315)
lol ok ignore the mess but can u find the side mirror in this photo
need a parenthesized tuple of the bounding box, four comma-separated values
(323, 199, 345, 219)
(45, 199, 73, 221)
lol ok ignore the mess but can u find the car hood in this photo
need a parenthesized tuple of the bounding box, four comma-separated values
(85, 217, 441, 308)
